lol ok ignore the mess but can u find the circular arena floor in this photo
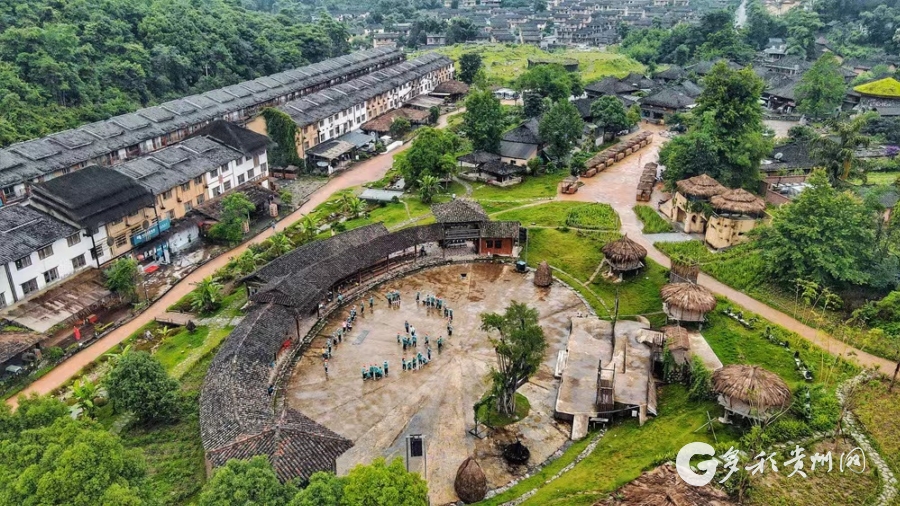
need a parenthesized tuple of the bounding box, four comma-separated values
(285, 262, 588, 504)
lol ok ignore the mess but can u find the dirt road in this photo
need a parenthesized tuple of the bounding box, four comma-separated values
(561, 124, 894, 373)
(8, 111, 463, 407)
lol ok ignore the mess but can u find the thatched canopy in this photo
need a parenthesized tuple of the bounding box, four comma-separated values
(660, 283, 717, 313)
(594, 463, 733, 505)
(664, 326, 690, 351)
(712, 364, 792, 416)
(455, 457, 487, 504)
(534, 261, 552, 287)
(602, 235, 647, 272)
(710, 188, 766, 216)
(676, 174, 727, 198)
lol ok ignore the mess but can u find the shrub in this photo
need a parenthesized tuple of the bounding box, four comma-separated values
(44, 347, 64, 362)
(105, 351, 181, 424)
(767, 418, 812, 441)
(687, 355, 714, 401)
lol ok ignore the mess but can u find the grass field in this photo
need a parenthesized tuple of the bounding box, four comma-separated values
(591, 260, 668, 327)
(427, 43, 645, 85)
(633, 205, 674, 233)
(494, 202, 619, 230)
(471, 171, 566, 201)
(854, 378, 900, 476)
(523, 228, 619, 282)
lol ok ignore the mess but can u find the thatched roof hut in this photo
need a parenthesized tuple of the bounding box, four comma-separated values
(675, 174, 727, 199)
(594, 463, 734, 505)
(710, 188, 767, 216)
(712, 364, 792, 421)
(664, 326, 691, 365)
(660, 283, 717, 322)
(534, 261, 552, 287)
(454, 457, 487, 503)
(601, 235, 647, 273)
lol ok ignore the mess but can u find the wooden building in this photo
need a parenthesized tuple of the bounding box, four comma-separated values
(660, 282, 717, 323)
(712, 364, 791, 423)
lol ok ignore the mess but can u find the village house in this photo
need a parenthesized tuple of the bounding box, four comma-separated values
(248, 53, 454, 172)
(705, 188, 768, 249)
(0, 205, 98, 308)
(499, 117, 542, 165)
(659, 174, 726, 234)
(0, 47, 404, 205)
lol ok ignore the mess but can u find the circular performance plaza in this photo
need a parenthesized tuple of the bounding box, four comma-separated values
(199, 203, 588, 504)
(286, 263, 586, 503)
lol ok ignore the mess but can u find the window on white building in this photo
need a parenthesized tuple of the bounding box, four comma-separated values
(72, 254, 86, 269)
(14, 255, 31, 270)
(90, 245, 103, 260)
(253, 154, 260, 166)
(213, 186, 222, 197)
(37, 245, 53, 260)
(21, 278, 38, 295)
(238, 174, 246, 185)
(0, 292, 5, 308)
(208, 168, 218, 178)
(43, 267, 59, 284)
(223, 181, 232, 192)
(66, 232, 81, 247)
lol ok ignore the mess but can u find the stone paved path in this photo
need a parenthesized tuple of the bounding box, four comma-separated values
(560, 123, 894, 373)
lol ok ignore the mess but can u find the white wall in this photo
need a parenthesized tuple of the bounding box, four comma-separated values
(3, 231, 97, 302)
(0, 264, 12, 309)
(206, 150, 270, 199)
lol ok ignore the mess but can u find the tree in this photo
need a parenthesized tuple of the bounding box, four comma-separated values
(418, 174, 441, 204)
(479, 302, 547, 417)
(627, 104, 641, 127)
(812, 114, 874, 181)
(209, 192, 256, 243)
(590, 96, 630, 138)
(458, 53, 482, 85)
(784, 9, 823, 60)
(757, 170, 878, 289)
(341, 194, 366, 218)
(796, 54, 846, 120)
(523, 92, 544, 118)
(660, 63, 770, 189)
(517, 64, 578, 102)
(446, 17, 477, 44)
(341, 457, 428, 506)
(72, 378, 100, 419)
(429, 106, 440, 124)
(191, 276, 223, 314)
(104, 257, 140, 302)
(539, 100, 583, 166)
(198, 456, 297, 506)
(267, 232, 294, 257)
(105, 351, 181, 424)
(0, 397, 146, 505)
(462, 88, 503, 153)
(389, 117, 411, 138)
(289, 472, 343, 506)
(394, 127, 459, 185)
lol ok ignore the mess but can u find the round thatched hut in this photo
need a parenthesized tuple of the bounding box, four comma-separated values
(660, 283, 717, 323)
(712, 364, 792, 423)
(710, 188, 767, 217)
(601, 235, 647, 275)
(534, 261, 552, 287)
(663, 326, 691, 365)
(454, 457, 487, 504)
(676, 174, 727, 199)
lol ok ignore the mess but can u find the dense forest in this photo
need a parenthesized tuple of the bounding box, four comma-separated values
(0, 0, 350, 147)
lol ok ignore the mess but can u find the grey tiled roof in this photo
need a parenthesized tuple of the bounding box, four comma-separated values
(31, 166, 155, 229)
(499, 140, 538, 160)
(0, 47, 402, 189)
(501, 117, 541, 145)
(114, 136, 244, 195)
(277, 53, 453, 128)
(0, 204, 77, 265)
(432, 199, 488, 223)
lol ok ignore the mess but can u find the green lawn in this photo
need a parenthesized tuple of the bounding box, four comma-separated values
(633, 205, 674, 233)
(428, 43, 645, 85)
(591, 260, 668, 327)
(523, 228, 620, 282)
(476, 393, 531, 427)
(471, 172, 565, 201)
(854, 378, 900, 476)
(857, 171, 900, 185)
(494, 202, 618, 229)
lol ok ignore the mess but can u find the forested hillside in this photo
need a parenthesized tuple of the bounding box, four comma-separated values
(0, 0, 350, 147)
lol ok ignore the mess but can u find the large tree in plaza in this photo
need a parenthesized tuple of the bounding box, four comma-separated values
(660, 62, 770, 189)
(480, 301, 547, 417)
(394, 127, 459, 185)
(458, 52, 483, 85)
(462, 88, 504, 153)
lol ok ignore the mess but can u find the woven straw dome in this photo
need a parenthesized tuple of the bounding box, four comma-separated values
(455, 457, 488, 503)
(663, 325, 690, 351)
(710, 188, 766, 215)
(534, 261, 552, 287)
(602, 235, 648, 264)
(660, 283, 717, 313)
(712, 364, 791, 410)
(676, 174, 727, 198)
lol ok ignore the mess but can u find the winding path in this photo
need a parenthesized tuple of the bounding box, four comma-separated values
(7, 111, 463, 408)
(559, 124, 894, 373)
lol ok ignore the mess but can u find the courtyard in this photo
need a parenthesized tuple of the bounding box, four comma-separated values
(284, 262, 588, 504)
